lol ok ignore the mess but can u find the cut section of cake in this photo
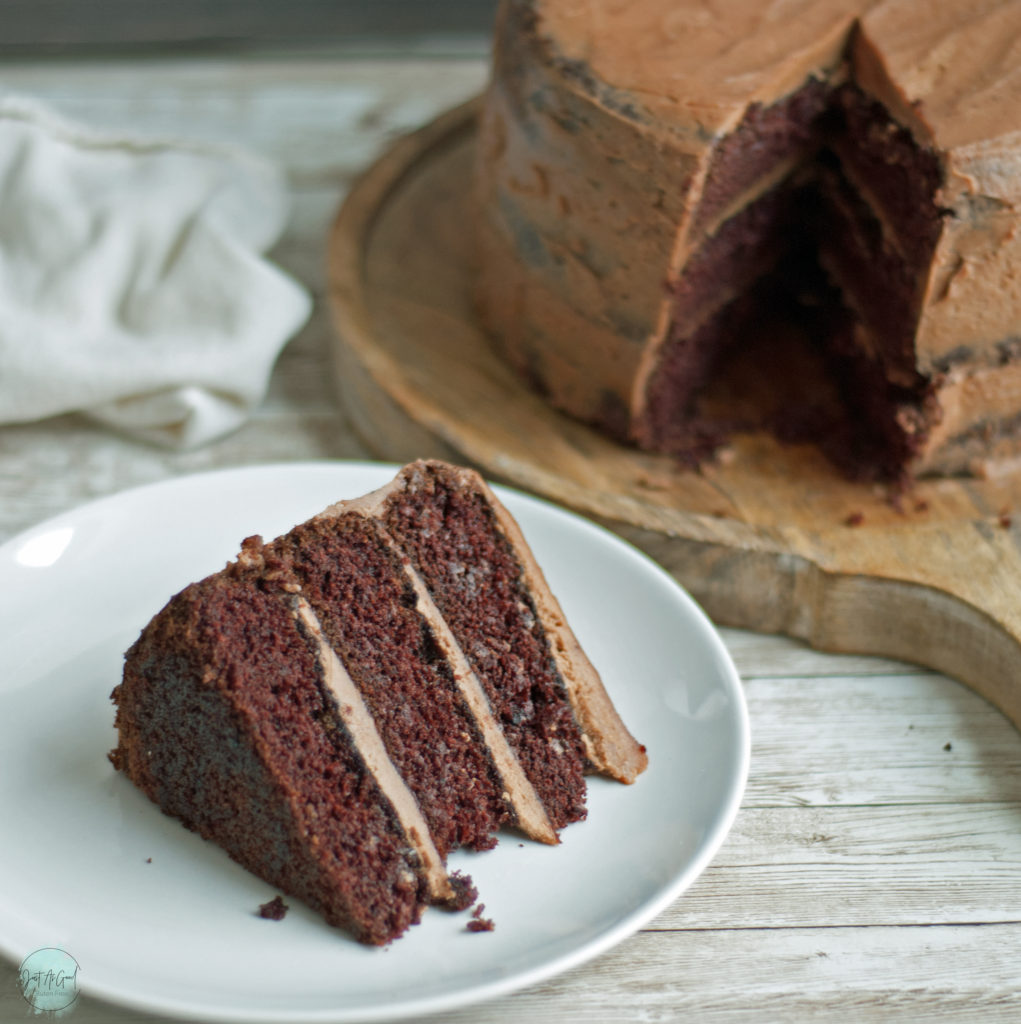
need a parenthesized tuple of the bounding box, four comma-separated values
(110, 460, 646, 945)
(360, 460, 648, 789)
(110, 568, 445, 946)
(474, 0, 1021, 480)
(260, 502, 561, 849)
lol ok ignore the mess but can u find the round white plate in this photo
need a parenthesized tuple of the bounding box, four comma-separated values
(0, 462, 749, 1023)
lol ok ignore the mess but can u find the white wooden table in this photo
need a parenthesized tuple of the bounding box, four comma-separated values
(1, 51, 1020, 1023)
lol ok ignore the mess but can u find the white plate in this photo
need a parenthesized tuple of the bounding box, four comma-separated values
(0, 462, 749, 1023)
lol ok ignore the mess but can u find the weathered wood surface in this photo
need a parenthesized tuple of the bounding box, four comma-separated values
(327, 100, 1021, 739)
(1, 55, 1020, 1023)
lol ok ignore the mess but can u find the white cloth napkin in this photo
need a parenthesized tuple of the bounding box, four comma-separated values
(0, 96, 311, 448)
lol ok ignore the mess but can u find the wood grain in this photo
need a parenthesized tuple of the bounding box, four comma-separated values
(327, 99, 1021, 734)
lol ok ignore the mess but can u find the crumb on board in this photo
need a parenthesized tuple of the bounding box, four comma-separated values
(844, 511, 865, 527)
(634, 471, 671, 491)
(258, 895, 289, 921)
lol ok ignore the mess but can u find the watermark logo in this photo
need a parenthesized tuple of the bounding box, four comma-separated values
(19, 947, 80, 1013)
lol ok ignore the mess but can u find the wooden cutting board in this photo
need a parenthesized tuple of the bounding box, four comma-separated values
(327, 98, 1021, 730)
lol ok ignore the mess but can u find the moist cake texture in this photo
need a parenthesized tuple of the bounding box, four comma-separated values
(110, 460, 646, 945)
(474, 0, 1021, 479)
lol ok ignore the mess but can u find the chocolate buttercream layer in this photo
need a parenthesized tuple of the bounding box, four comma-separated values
(475, 0, 1021, 478)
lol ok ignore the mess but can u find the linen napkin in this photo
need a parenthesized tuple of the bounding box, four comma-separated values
(0, 95, 311, 448)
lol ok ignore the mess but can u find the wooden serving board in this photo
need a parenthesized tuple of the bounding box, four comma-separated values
(327, 98, 1021, 729)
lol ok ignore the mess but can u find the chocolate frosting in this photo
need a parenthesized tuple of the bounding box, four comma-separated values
(535, 1, 1021, 152)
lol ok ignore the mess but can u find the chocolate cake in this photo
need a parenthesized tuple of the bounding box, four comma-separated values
(474, 0, 1021, 480)
(110, 460, 646, 946)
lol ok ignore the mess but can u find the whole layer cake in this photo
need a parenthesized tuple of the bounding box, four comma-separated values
(474, 0, 1021, 480)
(110, 461, 646, 945)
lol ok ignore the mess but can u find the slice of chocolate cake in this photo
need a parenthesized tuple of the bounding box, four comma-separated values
(110, 460, 646, 945)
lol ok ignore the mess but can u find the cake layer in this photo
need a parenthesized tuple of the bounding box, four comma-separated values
(640, 284, 766, 458)
(691, 76, 831, 238)
(812, 159, 925, 382)
(668, 181, 804, 339)
(828, 81, 944, 268)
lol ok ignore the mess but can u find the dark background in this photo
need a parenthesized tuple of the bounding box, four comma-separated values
(0, 1, 500, 55)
